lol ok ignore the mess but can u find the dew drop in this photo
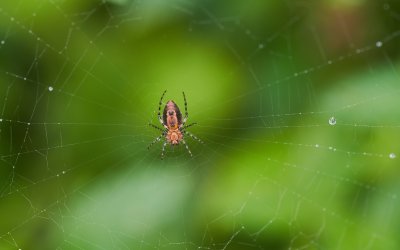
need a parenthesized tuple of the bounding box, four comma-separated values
(48, 86, 54, 92)
(1, 40, 4, 44)
(376, 41, 383, 47)
(328, 116, 336, 125)
(389, 153, 396, 159)
(258, 43, 264, 49)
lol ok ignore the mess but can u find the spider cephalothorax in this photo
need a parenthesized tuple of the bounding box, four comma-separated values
(167, 128, 182, 145)
(148, 90, 203, 159)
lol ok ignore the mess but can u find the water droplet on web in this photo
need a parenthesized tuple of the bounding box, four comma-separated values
(389, 153, 396, 159)
(0, 118, 2, 122)
(23, 77, 27, 81)
(376, 41, 383, 47)
(1, 40, 4, 44)
(315, 144, 320, 148)
(10, 17, 15, 21)
(328, 117, 336, 125)
(48, 86, 54, 92)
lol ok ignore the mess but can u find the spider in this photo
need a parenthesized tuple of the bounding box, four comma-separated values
(148, 90, 203, 159)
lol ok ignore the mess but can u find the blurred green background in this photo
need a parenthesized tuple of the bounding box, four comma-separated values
(0, 0, 400, 249)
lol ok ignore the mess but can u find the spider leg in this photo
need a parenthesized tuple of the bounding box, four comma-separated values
(147, 133, 165, 150)
(181, 122, 197, 130)
(181, 139, 193, 157)
(182, 91, 188, 125)
(158, 90, 167, 126)
(148, 123, 165, 133)
(184, 131, 204, 144)
(161, 141, 168, 159)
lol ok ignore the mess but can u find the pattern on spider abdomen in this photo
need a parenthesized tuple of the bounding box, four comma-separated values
(163, 100, 182, 129)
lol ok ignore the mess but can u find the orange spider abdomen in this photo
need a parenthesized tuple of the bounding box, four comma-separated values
(167, 115, 178, 129)
(163, 100, 182, 129)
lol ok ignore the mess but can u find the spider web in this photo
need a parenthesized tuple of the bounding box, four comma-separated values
(0, 0, 400, 249)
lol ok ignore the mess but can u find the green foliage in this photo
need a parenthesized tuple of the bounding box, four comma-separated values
(0, 0, 400, 249)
